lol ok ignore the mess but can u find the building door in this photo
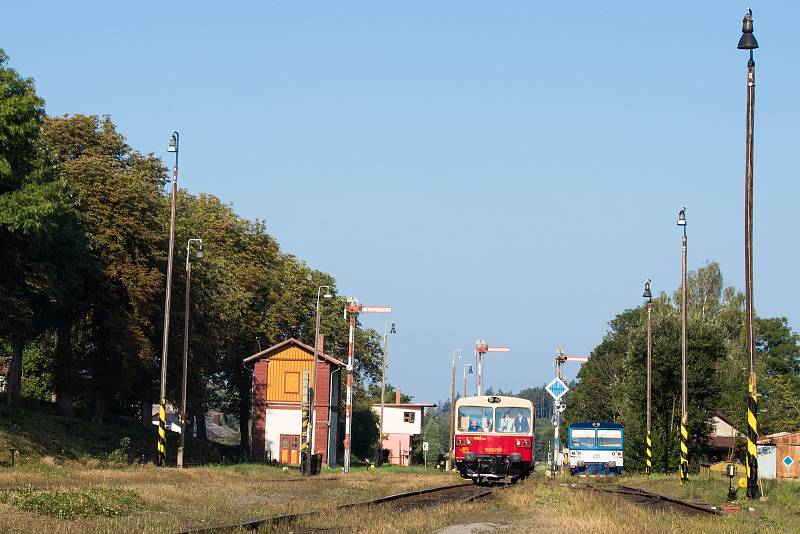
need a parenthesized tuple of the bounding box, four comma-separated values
(280, 434, 301, 465)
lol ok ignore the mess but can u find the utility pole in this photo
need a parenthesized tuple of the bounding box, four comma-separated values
(158, 131, 179, 467)
(447, 349, 462, 471)
(343, 299, 391, 473)
(463, 364, 472, 400)
(643, 279, 653, 475)
(474, 340, 510, 396)
(677, 207, 689, 483)
(307, 285, 333, 476)
(737, 8, 760, 500)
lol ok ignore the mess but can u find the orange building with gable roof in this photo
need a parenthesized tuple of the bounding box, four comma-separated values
(245, 337, 343, 466)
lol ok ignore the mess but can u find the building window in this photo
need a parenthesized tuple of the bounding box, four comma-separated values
(403, 411, 415, 423)
(284, 372, 300, 394)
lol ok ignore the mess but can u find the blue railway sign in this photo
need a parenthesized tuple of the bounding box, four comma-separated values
(783, 455, 794, 467)
(546, 377, 569, 401)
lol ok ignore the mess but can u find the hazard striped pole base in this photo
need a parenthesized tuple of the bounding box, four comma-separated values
(746, 379, 760, 498)
(679, 416, 688, 483)
(645, 431, 652, 475)
(158, 399, 167, 466)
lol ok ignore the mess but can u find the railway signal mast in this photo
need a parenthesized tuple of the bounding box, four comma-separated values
(548, 349, 588, 476)
(474, 340, 510, 396)
(344, 298, 391, 474)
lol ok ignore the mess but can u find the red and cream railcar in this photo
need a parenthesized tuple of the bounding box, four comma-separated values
(453, 395, 534, 484)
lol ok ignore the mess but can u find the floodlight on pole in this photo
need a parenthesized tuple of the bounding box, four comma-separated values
(739, 7, 760, 500)
(157, 129, 180, 466)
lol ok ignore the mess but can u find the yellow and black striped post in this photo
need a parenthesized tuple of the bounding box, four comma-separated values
(158, 399, 167, 465)
(679, 415, 688, 483)
(746, 378, 759, 498)
(646, 431, 652, 475)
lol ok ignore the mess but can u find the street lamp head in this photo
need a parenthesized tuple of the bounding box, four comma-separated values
(643, 279, 652, 300)
(323, 289, 333, 298)
(196, 242, 204, 259)
(677, 206, 686, 226)
(167, 131, 179, 153)
(389, 323, 396, 334)
(468, 365, 473, 374)
(737, 8, 759, 50)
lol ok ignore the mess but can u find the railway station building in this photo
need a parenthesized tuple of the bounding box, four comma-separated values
(371, 394, 436, 466)
(245, 337, 343, 467)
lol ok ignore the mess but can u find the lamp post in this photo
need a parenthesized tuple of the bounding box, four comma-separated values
(447, 349, 462, 470)
(178, 238, 203, 468)
(738, 8, 760, 500)
(157, 130, 179, 466)
(677, 207, 689, 483)
(377, 321, 396, 466)
(307, 285, 333, 475)
(643, 279, 653, 476)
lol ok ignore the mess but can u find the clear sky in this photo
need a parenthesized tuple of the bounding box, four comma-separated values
(5, 2, 799, 404)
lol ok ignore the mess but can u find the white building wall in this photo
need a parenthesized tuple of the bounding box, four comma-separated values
(373, 406, 423, 435)
(265, 408, 301, 462)
(758, 445, 777, 480)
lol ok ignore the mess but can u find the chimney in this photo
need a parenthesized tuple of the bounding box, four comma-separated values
(395, 389, 401, 404)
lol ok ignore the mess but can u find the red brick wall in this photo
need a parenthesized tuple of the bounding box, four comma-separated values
(250, 359, 268, 462)
(314, 361, 331, 461)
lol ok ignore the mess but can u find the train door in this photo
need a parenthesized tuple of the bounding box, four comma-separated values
(280, 434, 301, 465)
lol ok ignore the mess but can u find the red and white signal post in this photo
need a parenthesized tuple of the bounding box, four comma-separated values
(474, 339, 510, 396)
(344, 298, 391, 473)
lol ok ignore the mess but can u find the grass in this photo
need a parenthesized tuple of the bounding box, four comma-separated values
(2, 487, 146, 520)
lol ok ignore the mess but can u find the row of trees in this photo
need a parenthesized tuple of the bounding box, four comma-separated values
(0, 49, 391, 456)
(564, 262, 800, 472)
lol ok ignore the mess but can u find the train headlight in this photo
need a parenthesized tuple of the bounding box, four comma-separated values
(466, 439, 472, 446)
(570, 450, 576, 456)
(515, 440, 521, 446)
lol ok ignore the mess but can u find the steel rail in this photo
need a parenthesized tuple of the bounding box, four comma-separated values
(177, 481, 487, 533)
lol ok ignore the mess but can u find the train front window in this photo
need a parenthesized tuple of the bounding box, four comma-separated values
(570, 429, 595, 448)
(457, 406, 494, 432)
(495, 407, 531, 433)
(597, 429, 622, 448)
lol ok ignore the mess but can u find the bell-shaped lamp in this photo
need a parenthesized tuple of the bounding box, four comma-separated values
(167, 131, 178, 153)
(737, 9, 759, 50)
(643, 279, 652, 300)
(389, 323, 396, 334)
(196, 242, 205, 260)
(677, 207, 687, 226)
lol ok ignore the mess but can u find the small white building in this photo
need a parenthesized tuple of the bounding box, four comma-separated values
(372, 392, 435, 466)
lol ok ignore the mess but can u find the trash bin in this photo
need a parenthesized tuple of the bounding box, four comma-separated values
(300, 453, 323, 475)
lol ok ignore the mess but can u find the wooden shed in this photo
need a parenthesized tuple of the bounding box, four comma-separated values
(757, 432, 800, 480)
(244, 337, 343, 467)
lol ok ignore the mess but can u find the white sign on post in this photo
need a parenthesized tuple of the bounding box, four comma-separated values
(422, 442, 429, 451)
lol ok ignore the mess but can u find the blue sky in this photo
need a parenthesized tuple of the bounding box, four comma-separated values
(5, 2, 799, 403)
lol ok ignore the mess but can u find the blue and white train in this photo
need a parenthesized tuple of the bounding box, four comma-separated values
(567, 422, 624, 476)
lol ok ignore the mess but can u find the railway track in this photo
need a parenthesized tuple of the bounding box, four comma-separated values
(564, 481, 721, 517)
(177, 482, 494, 533)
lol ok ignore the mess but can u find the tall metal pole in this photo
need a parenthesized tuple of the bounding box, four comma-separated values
(738, 8, 760, 500)
(644, 280, 653, 476)
(463, 365, 470, 398)
(679, 209, 689, 483)
(344, 309, 356, 473)
(158, 131, 179, 466)
(179, 239, 202, 469)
